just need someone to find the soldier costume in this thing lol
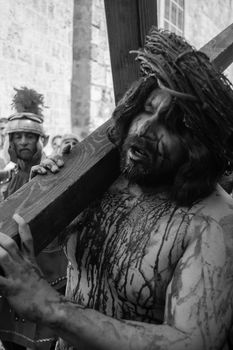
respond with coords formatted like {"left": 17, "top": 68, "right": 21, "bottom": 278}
{"left": 0, "top": 88, "right": 67, "bottom": 350}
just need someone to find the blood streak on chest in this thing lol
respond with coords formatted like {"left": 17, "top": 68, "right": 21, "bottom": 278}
{"left": 68, "top": 190, "right": 189, "bottom": 322}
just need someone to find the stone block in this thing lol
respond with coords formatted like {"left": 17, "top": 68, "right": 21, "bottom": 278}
{"left": 91, "top": 85, "right": 102, "bottom": 102}
{"left": 17, "top": 48, "right": 32, "bottom": 64}
{"left": 2, "top": 44, "right": 15, "bottom": 60}
{"left": 91, "top": 61, "right": 106, "bottom": 86}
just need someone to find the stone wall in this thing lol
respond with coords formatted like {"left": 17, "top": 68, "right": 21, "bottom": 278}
{"left": 0, "top": 0, "right": 232, "bottom": 145}
{"left": 0, "top": 0, "right": 73, "bottom": 145}
{"left": 0, "top": 0, "right": 113, "bottom": 144}
{"left": 71, "top": 0, "right": 114, "bottom": 138}
{"left": 185, "top": 0, "right": 233, "bottom": 80}
{"left": 71, "top": 0, "right": 92, "bottom": 139}
{"left": 185, "top": 0, "right": 233, "bottom": 48}
{"left": 89, "top": 0, "right": 114, "bottom": 133}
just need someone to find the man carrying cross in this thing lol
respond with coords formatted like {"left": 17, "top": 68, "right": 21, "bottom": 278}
{"left": 0, "top": 28, "right": 232, "bottom": 350}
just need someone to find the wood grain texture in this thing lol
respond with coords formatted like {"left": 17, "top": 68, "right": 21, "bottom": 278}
{"left": 137, "top": 0, "right": 158, "bottom": 46}
{"left": 1, "top": 15, "right": 233, "bottom": 255}
{"left": 104, "top": 0, "right": 157, "bottom": 102}
{"left": 0, "top": 119, "right": 119, "bottom": 254}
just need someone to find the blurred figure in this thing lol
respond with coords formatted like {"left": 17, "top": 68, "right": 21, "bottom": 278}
{"left": 0, "top": 118, "right": 8, "bottom": 169}
{"left": 59, "top": 133, "right": 79, "bottom": 154}
{"left": 51, "top": 134, "right": 62, "bottom": 154}
{"left": 0, "top": 118, "right": 8, "bottom": 149}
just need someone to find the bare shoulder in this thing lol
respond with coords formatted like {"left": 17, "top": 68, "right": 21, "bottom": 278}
{"left": 184, "top": 185, "right": 233, "bottom": 288}
{"left": 186, "top": 185, "right": 233, "bottom": 246}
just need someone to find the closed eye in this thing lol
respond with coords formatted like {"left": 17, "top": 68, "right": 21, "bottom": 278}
{"left": 144, "top": 103, "right": 154, "bottom": 113}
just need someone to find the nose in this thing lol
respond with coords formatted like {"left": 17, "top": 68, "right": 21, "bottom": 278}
{"left": 20, "top": 135, "right": 28, "bottom": 145}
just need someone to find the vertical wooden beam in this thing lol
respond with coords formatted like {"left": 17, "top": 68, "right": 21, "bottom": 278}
{"left": 104, "top": 0, "right": 157, "bottom": 102}
{"left": 137, "top": 0, "right": 158, "bottom": 46}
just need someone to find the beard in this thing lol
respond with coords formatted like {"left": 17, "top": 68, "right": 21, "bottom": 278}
{"left": 120, "top": 135, "right": 180, "bottom": 187}
{"left": 17, "top": 149, "right": 34, "bottom": 161}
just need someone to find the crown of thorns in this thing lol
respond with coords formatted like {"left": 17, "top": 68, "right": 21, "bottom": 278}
{"left": 126, "top": 27, "right": 233, "bottom": 165}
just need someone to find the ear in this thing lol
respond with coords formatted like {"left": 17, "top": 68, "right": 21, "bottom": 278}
{"left": 8, "top": 141, "right": 18, "bottom": 164}
{"left": 42, "top": 135, "right": 49, "bottom": 147}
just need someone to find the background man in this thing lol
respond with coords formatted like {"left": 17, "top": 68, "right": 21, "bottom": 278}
{"left": 0, "top": 87, "right": 48, "bottom": 200}
{"left": 59, "top": 133, "right": 79, "bottom": 155}
{"left": 0, "top": 28, "right": 232, "bottom": 350}
{"left": 51, "top": 134, "right": 62, "bottom": 155}
{"left": 0, "top": 87, "right": 67, "bottom": 350}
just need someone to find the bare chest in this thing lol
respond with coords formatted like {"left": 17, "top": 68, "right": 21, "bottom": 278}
{"left": 66, "top": 189, "right": 190, "bottom": 322}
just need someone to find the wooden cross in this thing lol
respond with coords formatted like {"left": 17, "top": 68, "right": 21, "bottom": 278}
{"left": 1, "top": 0, "right": 233, "bottom": 254}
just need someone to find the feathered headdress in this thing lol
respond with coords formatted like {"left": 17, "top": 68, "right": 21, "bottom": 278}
{"left": 6, "top": 87, "right": 46, "bottom": 136}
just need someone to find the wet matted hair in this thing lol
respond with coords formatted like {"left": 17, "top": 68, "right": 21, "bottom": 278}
{"left": 108, "top": 27, "right": 233, "bottom": 206}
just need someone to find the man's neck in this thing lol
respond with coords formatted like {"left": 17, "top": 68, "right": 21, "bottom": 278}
{"left": 114, "top": 175, "right": 171, "bottom": 198}
{"left": 17, "top": 159, "right": 32, "bottom": 172}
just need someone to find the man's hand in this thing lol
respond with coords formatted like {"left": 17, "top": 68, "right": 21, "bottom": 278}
{"left": 0, "top": 214, "right": 62, "bottom": 323}
{"left": 30, "top": 143, "right": 74, "bottom": 179}
{"left": 30, "top": 154, "right": 64, "bottom": 178}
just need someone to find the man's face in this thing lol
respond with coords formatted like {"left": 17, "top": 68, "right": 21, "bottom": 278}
{"left": 52, "top": 136, "right": 62, "bottom": 152}
{"left": 120, "top": 88, "right": 187, "bottom": 186}
{"left": 12, "top": 132, "right": 38, "bottom": 161}
{"left": 60, "top": 138, "right": 78, "bottom": 153}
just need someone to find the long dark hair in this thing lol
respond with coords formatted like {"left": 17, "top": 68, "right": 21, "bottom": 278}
{"left": 109, "top": 37, "right": 233, "bottom": 206}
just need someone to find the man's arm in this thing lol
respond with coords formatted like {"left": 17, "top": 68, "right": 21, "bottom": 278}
{"left": 163, "top": 218, "right": 233, "bottom": 349}
{"left": 0, "top": 216, "right": 232, "bottom": 350}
